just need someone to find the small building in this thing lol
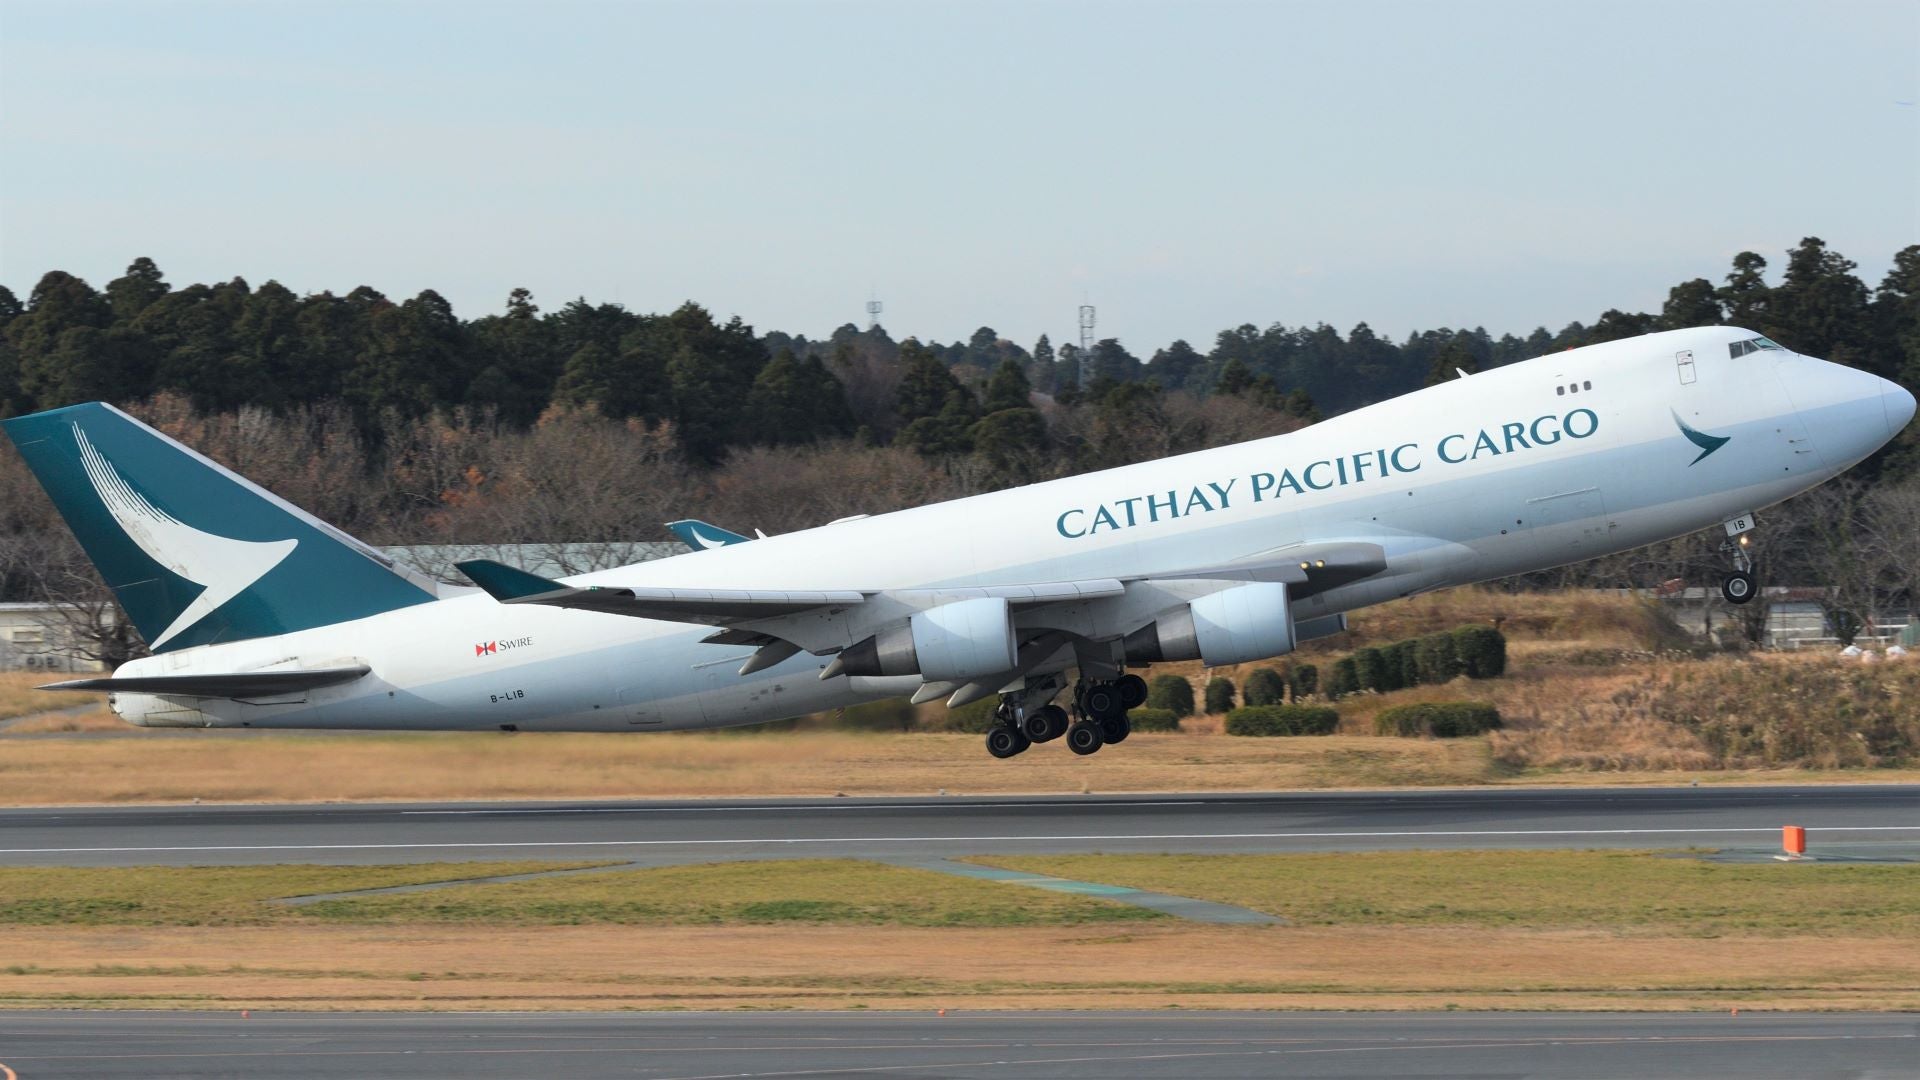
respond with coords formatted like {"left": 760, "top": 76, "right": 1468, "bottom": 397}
{"left": 0, "top": 602, "right": 109, "bottom": 673}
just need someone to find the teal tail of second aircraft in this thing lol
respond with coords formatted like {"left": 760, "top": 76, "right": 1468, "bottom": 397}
{"left": 2, "top": 402, "right": 438, "bottom": 653}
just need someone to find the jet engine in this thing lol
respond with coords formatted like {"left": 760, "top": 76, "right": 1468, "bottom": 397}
{"left": 825, "top": 597, "right": 1018, "bottom": 682}
{"left": 1121, "top": 582, "right": 1296, "bottom": 667}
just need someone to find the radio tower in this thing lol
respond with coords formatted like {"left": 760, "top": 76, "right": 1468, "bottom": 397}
{"left": 1078, "top": 304, "right": 1096, "bottom": 382}
{"left": 866, "top": 298, "right": 883, "bottom": 331}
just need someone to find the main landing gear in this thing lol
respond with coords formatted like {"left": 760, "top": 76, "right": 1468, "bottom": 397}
{"left": 1719, "top": 512, "right": 1759, "bottom": 605}
{"left": 981, "top": 673, "right": 1150, "bottom": 759}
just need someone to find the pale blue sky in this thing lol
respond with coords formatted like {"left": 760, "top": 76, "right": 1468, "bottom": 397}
{"left": 3, "top": 1, "right": 1915, "bottom": 353}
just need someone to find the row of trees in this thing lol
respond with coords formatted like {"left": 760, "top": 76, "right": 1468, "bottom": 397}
{"left": 2, "top": 239, "right": 1916, "bottom": 662}
{"left": 5, "top": 239, "right": 1916, "bottom": 472}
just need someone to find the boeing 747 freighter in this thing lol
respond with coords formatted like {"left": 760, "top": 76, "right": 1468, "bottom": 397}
{"left": 4, "top": 326, "right": 1912, "bottom": 758}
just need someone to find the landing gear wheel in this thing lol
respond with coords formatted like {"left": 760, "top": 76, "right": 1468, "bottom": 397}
{"left": 985, "top": 726, "right": 1030, "bottom": 759}
{"left": 1080, "top": 682, "right": 1124, "bottom": 722}
{"left": 1022, "top": 704, "right": 1069, "bottom": 743}
{"left": 1099, "top": 714, "right": 1131, "bottom": 744}
{"left": 1065, "top": 721, "right": 1105, "bottom": 756}
{"left": 1117, "top": 673, "right": 1148, "bottom": 709}
{"left": 1721, "top": 570, "right": 1757, "bottom": 605}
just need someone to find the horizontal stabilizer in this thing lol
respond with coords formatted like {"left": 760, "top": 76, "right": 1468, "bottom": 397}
{"left": 457, "top": 559, "right": 867, "bottom": 626}
{"left": 41, "top": 665, "right": 372, "bottom": 698}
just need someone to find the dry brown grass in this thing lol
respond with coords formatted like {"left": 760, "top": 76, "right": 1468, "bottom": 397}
{"left": 3, "top": 589, "right": 1913, "bottom": 800}
{"left": 3, "top": 923, "right": 1913, "bottom": 1011}
{"left": 0, "top": 671, "right": 102, "bottom": 721}
{"left": 0, "top": 730, "right": 1503, "bottom": 804}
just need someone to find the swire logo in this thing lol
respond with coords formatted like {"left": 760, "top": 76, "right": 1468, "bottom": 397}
{"left": 474, "top": 636, "right": 532, "bottom": 657}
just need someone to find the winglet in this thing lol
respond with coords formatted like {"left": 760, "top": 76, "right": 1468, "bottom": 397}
{"left": 666, "top": 519, "right": 754, "bottom": 550}
{"left": 457, "top": 559, "right": 572, "bottom": 601}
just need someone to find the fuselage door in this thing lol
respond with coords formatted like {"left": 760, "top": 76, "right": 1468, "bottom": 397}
{"left": 1676, "top": 350, "right": 1697, "bottom": 385}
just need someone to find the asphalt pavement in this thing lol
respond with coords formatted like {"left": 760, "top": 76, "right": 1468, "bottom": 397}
{"left": 0, "top": 1010, "right": 1913, "bottom": 1079}
{"left": 0, "top": 784, "right": 1914, "bottom": 866}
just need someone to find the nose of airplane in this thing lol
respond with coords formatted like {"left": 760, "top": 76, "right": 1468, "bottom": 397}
{"left": 1886, "top": 379, "right": 1917, "bottom": 438}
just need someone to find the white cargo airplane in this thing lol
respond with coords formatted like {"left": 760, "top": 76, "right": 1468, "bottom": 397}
{"left": 5, "top": 326, "right": 1912, "bottom": 757}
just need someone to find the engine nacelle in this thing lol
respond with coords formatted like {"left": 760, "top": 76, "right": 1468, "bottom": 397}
{"left": 830, "top": 597, "right": 1018, "bottom": 683}
{"left": 1122, "top": 582, "right": 1296, "bottom": 667}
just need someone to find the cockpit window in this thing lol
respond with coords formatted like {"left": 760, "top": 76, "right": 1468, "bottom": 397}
{"left": 1729, "top": 337, "right": 1785, "bottom": 358}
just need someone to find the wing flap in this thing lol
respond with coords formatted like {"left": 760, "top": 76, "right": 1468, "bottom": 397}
{"left": 41, "top": 665, "right": 372, "bottom": 698}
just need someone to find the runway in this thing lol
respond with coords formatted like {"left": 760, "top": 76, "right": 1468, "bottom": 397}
{"left": 0, "top": 1010, "right": 1912, "bottom": 1079}
{"left": 0, "top": 785, "right": 1914, "bottom": 866}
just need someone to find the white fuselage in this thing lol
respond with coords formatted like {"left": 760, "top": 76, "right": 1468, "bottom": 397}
{"left": 111, "top": 327, "right": 1908, "bottom": 731}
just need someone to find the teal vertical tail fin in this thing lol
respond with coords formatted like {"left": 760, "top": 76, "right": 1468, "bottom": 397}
{"left": 2, "top": 402, "right": 438, "bottom": 652}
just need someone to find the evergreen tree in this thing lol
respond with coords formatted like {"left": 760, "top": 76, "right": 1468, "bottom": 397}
{"left": 468, "top": 288, "right": 562, "bottom": 425}
{"left": 1054, "top": 343, "right": 1083, "bottom": 404}
{"left": 1148, "top": 339, "right": 1206, "bottom": 390}
{"left": 1087, "top": 338, "right": 1140, "bottom": 384}
{"left": 8, "top": 271, "right": 114, "bottom": 408}
{"left": 1659, "top": 278, "right": 1723, "bottom": 330}
{"left": 1719, "top": 251, "right": 1771, "bottom": 328}
{"left": 552, "top": 342, "right": 618, "bottom": 411}
{"left": 1769, "top": 236, "right": 1872, "bottom": 364}
{"left": 104, "top": 257, "right": 170, "bottom": 322}
{"left": 667, "top": 342, "right": 738, "bottom": 464}
{"left": 1423, "top": 335, "right": 1478, "bottom": 386}
{"left": 1585, "top": 309, "right": 1656, "bottom": 345}
{"left": 982, "top": 356, "right": 1032, "bottom": 413}
{"left": 1029, "top": 333, "right": 1056, "bottom": 394}
{"left": 1213, "top": 355, "right": 1254, "bottom": 396}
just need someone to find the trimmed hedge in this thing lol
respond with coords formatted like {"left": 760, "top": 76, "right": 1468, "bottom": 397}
{"left": 1225, "top": 704, "right": 1340, "bottom": 736}
{"left": 1453, "top": 625, "right": 1508, "bottom": 678}
{"left": 1146, "top": 674, "right": 1196, "bottom": 717}
{"left": 1243, "top": 667, "right": 1288, "bottom": 706}
{"left": 1326, "top": 656, "right": 1359, "bottom": 699}
{"left": 1415, "top": 632, "right": 1462, "bottom": 685}
{"left": 1288, "top": 663, "right": 1318, "bottom": 700}
{"left": 1373, "top": 701, "right": 1502, "bottom": 738}
{"left": 1127, "top": 707, "right": 1181, "bottom": 732}
{"left": 1384, "top": 639, "right": 1420, "bottom": 690}
{"left": 1204, "top": 676, "right": 1237, "bottom": 714}
{"left": 1333, "top": 626, "right": 1508, "bottom": 698}
{"left": 1353, "top": 647, "right": 1388, "bottom": 693}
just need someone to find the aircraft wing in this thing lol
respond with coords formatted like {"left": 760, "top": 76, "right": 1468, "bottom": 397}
{"left": 458, "top": 559, "right": 1127, "bottom": 626}
{"left": 40, "top": 665, "right": 372, "bottom": 698}
{"left": 666, "top": 519, "right": 756, "bottom": 550}
{"left": 458, "top": 559, "right": 866, "bottom": 626}
{"left": 460, "top": 539, "right": 1390, "bottom": 632}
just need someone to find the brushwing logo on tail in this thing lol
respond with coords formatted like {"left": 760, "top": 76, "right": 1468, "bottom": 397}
{"left": 1671, "top": 410, "right": 1730, "bottom": 466}
{"left": 684, "top": 525, "right": 732, "bottom": 550}
{"left": 74, "top": 425, "right": 297, "bottom": 648}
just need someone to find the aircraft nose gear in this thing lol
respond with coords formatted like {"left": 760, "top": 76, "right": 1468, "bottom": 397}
{"left": 1719, "top": 513, "right": 1759, "bottom": 605}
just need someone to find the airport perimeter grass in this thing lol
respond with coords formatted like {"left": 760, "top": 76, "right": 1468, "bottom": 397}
{"left": 969, "top": 851, "right": 1920, "bottom": 937}
{"left": 0, "top": 860, "right": 1159, "bottom": 929}
{"left": 2, "top": 852, "right": 1917, "bottom": 1011}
